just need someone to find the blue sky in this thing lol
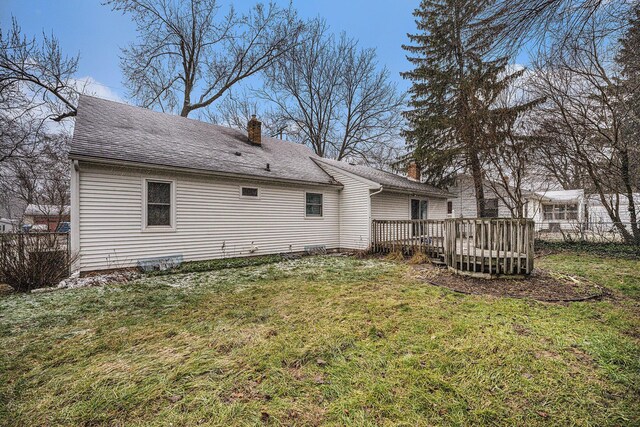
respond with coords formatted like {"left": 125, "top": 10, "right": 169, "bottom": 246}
{"left": 1, "top": 0, "right": 530, "bottom": 104}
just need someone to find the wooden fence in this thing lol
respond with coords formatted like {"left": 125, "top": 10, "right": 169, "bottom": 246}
{"left": 371, "top": 219, "right": 444, "bottom": 257}
{"left": 371, "top": 218, "right": 535, "bottom": 277}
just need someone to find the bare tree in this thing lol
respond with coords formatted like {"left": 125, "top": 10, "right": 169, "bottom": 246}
{"left": 1, "top": 132, "right": 70, "bottom": 227}
{"left": 485, "top": 0, "right": 634, "bottom": 51}
{"left": 260, "top": 20, "right": 405, "bottom": 162}
{"left": 210, "top": 90, "right": 289, "bottom": 138}
{"left": 108, "top": 0, "right": 303, "bottom": 117}
{"left": 529, "top": 19, "right": 640, "bottom": 243}
{"left": 0, "top": 17, "right": 80, "bottom": 122}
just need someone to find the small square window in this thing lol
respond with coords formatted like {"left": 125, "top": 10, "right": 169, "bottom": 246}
{"left": 241, "top": 187, "right": 259, "bottom": 197}
{"left": 306, "top": 193, "right": 323, "bottom": 217}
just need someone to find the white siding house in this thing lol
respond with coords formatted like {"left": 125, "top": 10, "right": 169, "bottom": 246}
{"left": 75, "top": 163, "right": 342, "bottom": 271}
{"left": 446, "top": 175, "right": 540, "bottom": 219}
{"left": 371, "top": 191, "right": 447, "bottom": 221}
{"left": 0, "top": 218, "right": 16, "bottom": 233}
{"left": 70, "top": 96, "right": 450, "bottom": 273}
{"left": 314, "top": 163, "right": 376, "bottom": 251}
{"left": 531, "top": 189, "right": 586, "bottom": 231}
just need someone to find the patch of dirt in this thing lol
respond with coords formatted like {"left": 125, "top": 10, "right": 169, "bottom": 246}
{"left": 412, "top": 264, "right": 609, "bottom": 302}
{"left": 0, "top": 283, "right": 14, "bottom": 296}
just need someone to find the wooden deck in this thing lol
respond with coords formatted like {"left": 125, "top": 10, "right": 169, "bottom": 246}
{"left": 371, "top": 218, "right": 534, "bottom": 278}
{"left": 371, "top": 220, "right": 444, "bottom": 257}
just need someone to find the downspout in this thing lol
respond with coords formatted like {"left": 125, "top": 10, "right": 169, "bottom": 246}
{"left": 370, "top": 186, "right": 384, "bottom": 198}
{"left": 70, "top": 159, "right": 80, "bottom": 275}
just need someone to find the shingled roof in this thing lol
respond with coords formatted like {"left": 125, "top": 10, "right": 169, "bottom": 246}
{"left": 70, "top": 96, "right": 340, "bottom": 187}
{"left": 70, "top": 96, "right": 449, "bottom": 196}
{"left": 314, "top": 158, "right": 450, "bottom": 198}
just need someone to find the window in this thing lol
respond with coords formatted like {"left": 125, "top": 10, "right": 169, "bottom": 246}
{"left": 146, "top": 180, "right": 173, "bottom": 228}
{"left": 241, "top": 187, "right": 259, "bottom": 197}
{"left": 542, "top": 203, "right": 578, "bottom": 221}
{"left": 411, "top": 199, "right": 428, "bottom": 220}
{"left": 483, "top": 198, "right": 499, "bottom": 218}
{"left": 306, "top": 192, "right": 323, "bottom": 217}
{"left": 447, "top": 201, "right": 453, "bottom": 215}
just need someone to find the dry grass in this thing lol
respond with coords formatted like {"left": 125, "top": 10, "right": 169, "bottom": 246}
{"left": 0, "top": 255, "right": 638, "bottom": 426}
{"left": 408, "top": 251, "right": 430, "bottom": 265}
{"left": 384, "top": 250, "right": 405, "bottom": 262}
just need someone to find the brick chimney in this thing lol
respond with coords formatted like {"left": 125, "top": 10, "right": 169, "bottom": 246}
{"left": 248, "top": 115, "right": 262, "bottom": 145}
{"left": 407, "top": 161, "right": 421, "bottom": 182}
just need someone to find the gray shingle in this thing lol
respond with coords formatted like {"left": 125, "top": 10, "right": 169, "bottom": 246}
{"left": 314, "top": 158, "right": 450, "bottom": 197}
{"left": 69, "top": 96, "right": 340, "bottom": 186}
{"left": 70, "top": 96, "right": 450, "bottom": 197}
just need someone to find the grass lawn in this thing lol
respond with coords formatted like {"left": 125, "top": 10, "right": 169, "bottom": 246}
{"left": 1, "top": 254, "right": 638, "bottom": 426}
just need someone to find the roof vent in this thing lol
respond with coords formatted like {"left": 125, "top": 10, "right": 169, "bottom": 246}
{"left": 234, "top": 151, "right": 242, "bottom": 156}
{"left": 265, "top": 163, "right": 271, "bottom": 172}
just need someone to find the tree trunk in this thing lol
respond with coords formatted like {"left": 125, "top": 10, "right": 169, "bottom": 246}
{"left": 620, "top": 149, "right": 640, "bottom": 245}
{"left": 470, "top": 150, "right": 486, "bottom": 217}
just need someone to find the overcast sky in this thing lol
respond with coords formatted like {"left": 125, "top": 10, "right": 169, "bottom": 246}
{"left": 1, "top": 0, "right": 530, "bottom": 106}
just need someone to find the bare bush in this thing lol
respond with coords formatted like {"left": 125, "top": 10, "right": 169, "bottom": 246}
{"left": 0, "top": 233, "right": 74, "bottom": 292}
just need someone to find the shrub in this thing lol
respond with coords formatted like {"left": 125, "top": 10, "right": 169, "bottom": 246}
{"left": 535, "top": 240, "right": 640, "bottom": 259}
{"left": 0, "top": 233, "right": 74, "bottom": 292}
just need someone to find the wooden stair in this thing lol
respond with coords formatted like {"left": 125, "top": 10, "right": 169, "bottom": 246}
{"left": 429, "top": 254, "right": 447, "bottom": 267}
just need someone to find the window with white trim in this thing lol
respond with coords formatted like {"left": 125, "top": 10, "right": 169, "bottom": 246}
{"left": 241, "top": 187, "right": 259, "bottom": 197}
{"left": 305, "top": 192, "right": 323, "bottom": 217}
{"left": 146, "top": 180, "right": 172, "bottom": 227}
{"left": 543, "top": 203, "right": 578, "bottom": 220}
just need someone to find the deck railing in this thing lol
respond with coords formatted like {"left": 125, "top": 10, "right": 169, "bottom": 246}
{"left": 371, "top": 219, "right": 444, "bottom": 256}
{"left": 443, "top": 218, "right": 534, "bottom": 277}
{"left": 370, "top": 218, "right": 535, "bottom": 277}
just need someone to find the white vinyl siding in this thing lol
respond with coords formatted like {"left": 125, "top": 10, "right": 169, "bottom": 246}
{"left": 77, "top": 163, "right": 340, "bottom": 272}
{"left": 448, "top": 177, "right": 519, "bottom": 219}
{"left": 371, "top": 192, "right": 448, "bottom": 221}
{"left": 319, "top": 164, "right": 374, "bottom": 251}
{"left": 371, "top": 192, "right": 410, "bottom": 220}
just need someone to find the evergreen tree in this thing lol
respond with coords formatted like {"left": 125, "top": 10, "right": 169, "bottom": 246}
{"left": 401, "top": 0, "right": 536, "bottom": 217}
{"left": 617, "top": 3, "right": 640, "bottom": 154}
{"left": 615, "top": 4, "right": 640, "bottom": 241}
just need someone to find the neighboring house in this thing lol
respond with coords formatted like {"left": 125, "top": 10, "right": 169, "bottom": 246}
{"left": 446, "top": 175, "right": 543, "bottom": 220}
{"left": 69, "top": 96, "right": 450, "bottom": 273}
{"left": 23, "top": 204, "right": 71, "bottom": 232}
{"left": 584, "top": 193, "right": 640, "bottom": 232}
{"left": 531, "top": 189, "right": 586, "bottom": 232}
{"left": 0, "top": 218, "right": 17, "bottom": 233}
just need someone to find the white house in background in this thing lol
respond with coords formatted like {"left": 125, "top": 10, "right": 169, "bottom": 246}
{"left": 445, "top": 176, "right": 592, "bottom": 232}
{"left": 0, "top": 218, "right": 17, "bottom": 233}
{"left": 584, "top": 193, "right": 640, "bottom": 231}
{"left": 531, "top": 189, "right": 586, "bottom": 232}
{"left": 446, "top": 174, "right": 544, "bottom": 220}
{"left": 69, "top": 96, "right": 451, "bottom": 273}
